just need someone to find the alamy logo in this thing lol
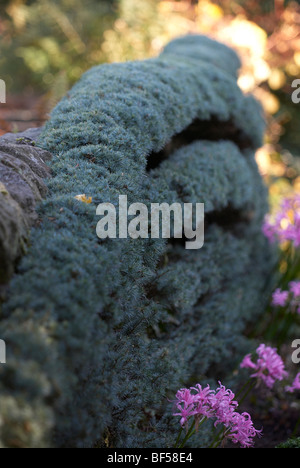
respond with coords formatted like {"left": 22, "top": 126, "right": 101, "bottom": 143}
{"left": 292, "top": 79, "right": 300, "bottom": 104}
{"left": 0, "top": 79, "right": 6, "bottom": 104}
{"left": 292, "top": 339, "right": 300, "bottom": 364}
{"left": 0, "top": 340, "right": 6, "bottom": 364}
{"left": 96, "top": 196, "right": 204, "bottom": 250}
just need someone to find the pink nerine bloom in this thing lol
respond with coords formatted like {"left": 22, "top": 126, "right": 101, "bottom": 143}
{"left": 173, "top": 385, "right": 213, "bottom": 428}
{"left": 190, "top": 384, "right": 215, "bottom": 417}
{"left": 286, "top": 373, "right": 300, "bottom": 393}
{"left": 272, "top": 288, "right": 289, "bottom": 307}
{"left": 240, "top": 354, "right": 257, "bottom": 370}
{"left": 240, "top": 344, "right": 288, "bottom": 389}
{"left": 173, "top": 388, "right": 198, "bottom": 428}
{"left": 262, "top": 194, "right": 300, "bottom": 247}
{"left": 173, "top": 382, "right": 262, "bottom": 447}
{"left": 209, "top": 383, "right": 238, "bottom": 427}
{"left": 228, "top": 412, "right": 263, "bottom": 448}
{"left": 289, "top": 281, "right": 300, "bottom": 298}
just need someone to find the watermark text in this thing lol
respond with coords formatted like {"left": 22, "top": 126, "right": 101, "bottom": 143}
{"left": 96, "top": 196, "right": 204, "bottom": 250}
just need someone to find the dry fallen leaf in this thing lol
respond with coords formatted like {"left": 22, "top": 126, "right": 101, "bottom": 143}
{"left": 74, "top": 194, "right": 93, "bottom": 204}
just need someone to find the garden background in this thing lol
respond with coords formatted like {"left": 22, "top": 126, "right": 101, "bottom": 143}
{"left": 1, "top": 0, "right": 300, "bottom": 208}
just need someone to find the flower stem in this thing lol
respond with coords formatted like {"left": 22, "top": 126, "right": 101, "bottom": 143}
{"left": 174, "top": 428, "right": 183, "bottom": 448}
{"left": 177, "top": 419, "right": 195, "bottom": 448}
{"left": 177, "top": 417, "right": 207, "bottom": 448}
{"left": 238, "top": 380, "right": 256, "bottom": 406}
{"left": 209, "top": 427, "right": 224, "bottom": 448}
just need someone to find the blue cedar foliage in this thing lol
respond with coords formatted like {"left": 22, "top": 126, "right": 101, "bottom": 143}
{"left": 0, "top": 35, "right": 273, "bottom": 447}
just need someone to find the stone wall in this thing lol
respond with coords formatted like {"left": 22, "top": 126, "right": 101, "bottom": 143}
{"left": 0, "top": 128, "right": 52, "bottom": 290}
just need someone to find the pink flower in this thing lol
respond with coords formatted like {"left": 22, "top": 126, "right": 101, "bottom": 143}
{"left": 209, "top": 383, "right": 238, "bottom": 427}
{"left": 272, "top": 288, "right": 289, "bottom": 307}
{"left": 240, "top": 354, "right": 257, "bottom": 370}
{"left": 286, "top": 373, "right": 300, "bottom": 393}
{"left": 289, "top": 281, "right": 300, "bottom": 298}
{"left": 173, "top": 382, "right": 261, "bottom": 447}
{"left": 228, "top": 412, "right": 263, "bottom": 448}
{"left": 191, "top": 384, "right": 215, "bottom": 419}
{"left": 240, "top": 344, "right": 288, "bottom": 389}
{"left": 173, "top": 388, "right": 197, "bottom": 428}
{"left": 173, "top": 385, "right": 213, "bottom": 428}
{"left": 263, "top": 194, "right": 300, "bottom": 248}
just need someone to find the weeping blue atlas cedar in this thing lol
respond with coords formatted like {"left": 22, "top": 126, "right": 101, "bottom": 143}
{"left": 0, "top": 35, "right": 274, "bottom": 448}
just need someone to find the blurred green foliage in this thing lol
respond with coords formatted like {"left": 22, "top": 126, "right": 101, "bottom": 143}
{"left": 277, "top": 437, "right": 300, "bottom": 448}
{"left": 1, "top": 0, "right": 300, "bottom": 162}
{"left": 0, "top": 0, "right": 117, "bottom": 94}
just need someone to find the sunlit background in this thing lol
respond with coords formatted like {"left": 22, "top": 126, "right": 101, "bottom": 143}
{"left": 0, "top": 0, "right": 300, "bottom": 208}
